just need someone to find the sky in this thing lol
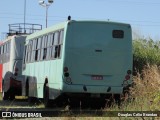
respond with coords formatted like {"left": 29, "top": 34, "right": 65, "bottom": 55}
{"left": 0, "top": 0, "right": 160, "bottom": 40}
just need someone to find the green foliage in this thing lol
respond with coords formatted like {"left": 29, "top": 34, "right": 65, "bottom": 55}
{"left": 150, "top": 92, "right": 160, "bottom": 111}
{"left": 133, "top": 38, "right": 160, "bottom": 73}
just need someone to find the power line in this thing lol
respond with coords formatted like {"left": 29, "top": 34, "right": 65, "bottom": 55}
{"left": 1, "top": 12, "right": 160, "bottom": 27}
{"left": 0, "top": 16, "right": 160, "bottom": 24}
{"left": 0, "top": 12, "right": 66, "bottom": 18}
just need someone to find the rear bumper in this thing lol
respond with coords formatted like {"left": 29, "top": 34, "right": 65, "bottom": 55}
{"left": 62, "top": 83, "right": 123, "bottom": 94}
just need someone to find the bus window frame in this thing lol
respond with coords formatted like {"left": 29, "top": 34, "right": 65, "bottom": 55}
{"left": 24, "top": 28, "right": 64, "bottom": 63}
{"left": 26, "top": 40, "right": 33, "bottom": 63}
{"left": 50, "top": 29, "right": 64, "bottom": 60}
{"left": 40, "top": 35, "right": 48, "bottom": 61}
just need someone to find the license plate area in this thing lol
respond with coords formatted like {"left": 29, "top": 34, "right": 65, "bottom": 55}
{"left": 91, "top": 75, "right": 103, "bottom": 80}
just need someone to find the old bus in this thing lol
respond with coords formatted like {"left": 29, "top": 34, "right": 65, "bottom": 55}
{"left": 22, "top": 20, "right": 132, "bottom": 107}
{"left": 0, "top": 23, "right": 42, "bottom": 100}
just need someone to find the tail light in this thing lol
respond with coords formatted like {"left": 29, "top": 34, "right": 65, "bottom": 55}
{"left": 63, "top": 67, "right": 72, "bottom": 84}
{"left": 64, "top": 67, "right": 69, "bottom": 77}
{"left": 64, "top": 67, "right": 68, "bottom": 72}
{"left": 64, "top": 72, "right": 69, "bottom": 77}
{"left": 125, "top": 75, "right": 130, "bottom": 80}
{"left": 127, "top": 70, "right": 132, "bottom": 75}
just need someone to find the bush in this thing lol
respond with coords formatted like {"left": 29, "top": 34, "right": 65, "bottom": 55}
{"left": 133, "top": 38, "right": 160, "bottom": 73}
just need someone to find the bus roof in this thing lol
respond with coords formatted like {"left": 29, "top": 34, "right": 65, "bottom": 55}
{"left": 70, "top": 20, "right": 130, "bottom": 26}
{"left": 26, "top": 21, "right": 68, "bottom": 41}
{"left": 26, "top": 20, "right": 131, "bottom": 42}
{"left": 0, "top": 34, "right": 27, "bottom": 45}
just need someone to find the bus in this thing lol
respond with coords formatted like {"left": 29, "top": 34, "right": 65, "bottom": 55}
{"left": 0, "top": 23, "right": 42, "bottom": 100}
{"left": 22, "top": 20, "right": 132, "bottom": 107}
{"left": 0, "top": 35, "right": 26, "bottom": 100}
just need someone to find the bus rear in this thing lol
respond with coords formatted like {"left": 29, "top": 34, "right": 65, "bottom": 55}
{"left": 63, "top": 21, "right": 132, "bottom": 96}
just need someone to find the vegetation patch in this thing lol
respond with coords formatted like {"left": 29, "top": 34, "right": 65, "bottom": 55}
{"left": 133, "top": 38, "right": 160, "bottom": 73}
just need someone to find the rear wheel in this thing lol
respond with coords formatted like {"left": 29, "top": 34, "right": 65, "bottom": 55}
{"left": 9, "top": 92, "right": 15, "bottom": 100}
{"left": 2, "top": 91, "right": 9, "bottom": 100}
{"left": 2, "top": 80, "right": 9, "bottom": 100}
{"left": 43, "top": 83, "right": 51, "bottom": 108}
{"left": 28, "top": 97, "right": 37, "bottom": 103}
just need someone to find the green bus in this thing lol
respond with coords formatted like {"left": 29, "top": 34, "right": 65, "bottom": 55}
{"left": 22, "top": 20, "right": 132, "bottom": 107}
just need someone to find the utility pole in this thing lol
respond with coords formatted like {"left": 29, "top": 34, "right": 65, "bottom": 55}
{"left": 24, "top": 0, "right": 26, "bottom": 33}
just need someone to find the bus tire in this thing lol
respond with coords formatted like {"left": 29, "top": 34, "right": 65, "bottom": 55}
{"left": 2, "top": 91, "right": 9, "bottom": 100}
{"left": 26, "top": 79, "right": 29, "bottom": 96}
{"left": 9, "top": 93, "right": 15, "bottom": 100}
{"left": 43, "top": 83, "right": 50, "bottom": 108}
{"left": 28, "top": 97, "right": 37, "bottom": 103}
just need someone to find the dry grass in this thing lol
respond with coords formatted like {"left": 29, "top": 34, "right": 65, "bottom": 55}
{"left": 130, "top": 65, "right": 160, "bottom": 111}
{"left": 110, "top": 65, "right": 160, "bottom": 112}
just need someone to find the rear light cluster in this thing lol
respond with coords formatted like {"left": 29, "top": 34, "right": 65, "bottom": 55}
{"left": 125, "top": 70, "right": 132, "bottom": 80}
{"left": 14, "top": 67, "right": 19, "bottom": 76}
{"left": 63, "top": 67, "right": 72, "bottom": 84}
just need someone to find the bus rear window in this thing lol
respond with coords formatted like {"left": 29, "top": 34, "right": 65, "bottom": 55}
{"left": 112, "top": 30, "right": 124, "bottom": 38}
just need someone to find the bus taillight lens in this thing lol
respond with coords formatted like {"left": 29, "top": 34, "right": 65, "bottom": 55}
{"left": 64, "top": 67, "right": 70, "bottom": 77}
{"left": 64, "top": 73, "right": 69, "bottom": 77}
{"left": 125, "top": 75, "right": 130, "bottom": 80}
{"left": 64, "top": 67, "right": 68, "bottom": 72}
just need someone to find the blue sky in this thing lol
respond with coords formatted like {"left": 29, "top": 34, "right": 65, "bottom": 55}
{"left": 0, "top": 0, "right": 160, "bottom": 40}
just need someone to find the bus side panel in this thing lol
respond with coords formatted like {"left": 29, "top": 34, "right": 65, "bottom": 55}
{"left": 0, "top": 64, "right": 3, "bottom": 92}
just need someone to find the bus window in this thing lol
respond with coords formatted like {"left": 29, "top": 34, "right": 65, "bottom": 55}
{"left": 23, "top": 46, "right": 27, "bottom": 64}
{"left": 54, "top": 32, "right": 59, "bottom": 45}
{"left": 33, "top": 39, "right": 37, "bottom": 61}
{"left": 43, "top": 48, "right": 47, "bottom": 60}
{"left": 54, "top": 46, "right": 58, "bottom": 58}
{"left": 50, "top": 30, "right": 64, "bottom": 59}
{"left": 51, "top": 46, "right": 55, "bottom": 58}
{"left": 27, "top": 40, "right": 33, "bottom": 63}
{"left": 25, "top": 45, "right": 30, "bottom": 63}
{"left": 31, "top": 39, "right": 36, "bottom": 62}
{"left": 59, "top": 30, "right": 64, "bottom": 44}
{"left": 51, "top": 31, "right": 59, "bottom": 59}
{"left": 51, "top": 33, "right": 54, "bottom": 45}
{"left": 112, "top": 30, "right": 124, "bottom": 38}
{"left": 46, "top": 34, "right": 52, "bottom": 59}
{"left": 47, "top": 34, "right": 52, "bottom": 47}
{"left": 57, "top": 30, "right": 64, "bottom": 58}
{"left": 41, "top": 35, "right": 48, "bottom": 60}
{"left": 36, "top": 37, "right": 42, "bottom": 61}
